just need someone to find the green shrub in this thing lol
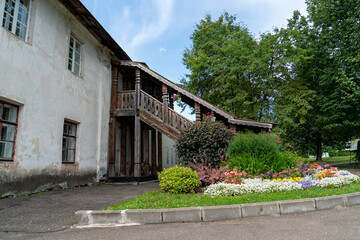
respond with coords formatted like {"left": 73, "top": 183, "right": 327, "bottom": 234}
{"left": 226, "top": 132, "right": 302, "bottom": 174}
{"left": 175, "top": 120, "right": 234, "bottom": 167}
{"left": 158, "top": 165, "right": 201, "bottom": 194}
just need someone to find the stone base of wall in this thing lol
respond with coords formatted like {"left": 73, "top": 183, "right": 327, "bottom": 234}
{"left": 0, "top": 171, "right": 97, "bottom": 197}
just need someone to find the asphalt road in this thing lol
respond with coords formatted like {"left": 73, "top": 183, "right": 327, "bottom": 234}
{"left": 1, "top": 181, "right": 360, "bottom": 240}
{"left": 2, "top": 205, "right": 360, "bottom": 240}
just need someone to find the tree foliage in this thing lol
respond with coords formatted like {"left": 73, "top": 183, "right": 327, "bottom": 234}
{"left": 182, "top": 3, "right": 360, "bottom": 159}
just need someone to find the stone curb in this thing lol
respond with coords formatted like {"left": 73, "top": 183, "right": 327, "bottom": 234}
{"left": 74, "top": 192, "right": 360, "bottom": 226}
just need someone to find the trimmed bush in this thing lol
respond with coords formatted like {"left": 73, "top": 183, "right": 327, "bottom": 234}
{"left": 175, "top": 120, "right": 234, "bottom": 167}
{"left": 226, "top": 132, "right": 302, "bottom": 174}
{"left": 158, "top": 165, "right": 201, "bottom": 194}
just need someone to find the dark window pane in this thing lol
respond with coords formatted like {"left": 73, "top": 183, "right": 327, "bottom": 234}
{"left": 62, "top": 136, "right": 67, "bottom": 150}
{"left": 1, "top": 124, "right": 16, "bottom": 141}
{"left": 68, "top": 137, "right": 75, "bottom": 149}
{"left": 2, "top": 104, "right": 17, "bottom": 122}
{"left": 62, "top": 149, "right": 66, "bottom": 162}
{"left": 68, "top": 124, "right": 76, "bottom": 136}
{"left": 67, "top": 150, "right": 75, "bottom": 162}
{"left": 0, "top": 141, "right": 13, "bottom": 158}
{"left": 63, "top": 124, "right": 68, "bottom": 134}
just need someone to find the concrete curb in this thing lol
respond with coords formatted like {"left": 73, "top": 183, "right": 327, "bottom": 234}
{"left": 74, "top": 192, "right": 360, "bottom": 226}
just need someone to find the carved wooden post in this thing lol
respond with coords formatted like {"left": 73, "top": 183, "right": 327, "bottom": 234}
{"left": 230, "top": 124, "right": 236, "bottom": 134}
{"left": 109, "top": 65, "right": 118, "bottom": 167}
{"left": 134, "top": 68, "right": 142, "bottom": 177}
{"left": 195, "top": 102, "right": 201, "bottom": 122}
{"left": 162, "top": 84, "right": 168, "bottom": 124}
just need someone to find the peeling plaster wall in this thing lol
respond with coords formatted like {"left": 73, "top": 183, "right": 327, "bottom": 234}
{"left": 0, "top": 0, "right": 112, "bottom": 195}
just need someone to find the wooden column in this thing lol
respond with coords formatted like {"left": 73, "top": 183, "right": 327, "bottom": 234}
{"left": 157, "top": 132, "right": 163, "bottom": 172}
{"left": 195, "top": 102, "right": 201, "bottom": 122}
{"left": 120, "top": 123, "right": 127, "bottom": 175}
{"left": 134, "top": 69, "right": 142, "bottom": 177}
{"left": 142, "top": 125, "right": 150, "bottom": 176}
{"left": 230, "top": 124, "right": 237, "bottom": 134}
{"left": 162, "top": 84, "right": 168, "bottom": 124}
{"left": 151, "top": 130, "right": 157, "bottom": 175}
{"left": 109, "top": 65, "right": 118, "bottom": 165}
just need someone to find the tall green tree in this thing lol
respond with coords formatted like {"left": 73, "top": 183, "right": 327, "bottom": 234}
{"left": 182, "top": 13, "right": 289, "bottom": 121}
{"left": 279, "top": 1, "right": 360, "bottom": 159}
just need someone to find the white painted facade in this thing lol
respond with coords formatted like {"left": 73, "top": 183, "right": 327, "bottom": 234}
{"left": 0, "top": 0, "right": 113, "bottom": 195}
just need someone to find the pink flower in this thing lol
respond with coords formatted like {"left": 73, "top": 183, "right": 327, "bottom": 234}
{"left": 276, "top": 139, "right": 280, "bottom": 143}
{"left": 268, "top": 130, "right": 272, "bottom": 133}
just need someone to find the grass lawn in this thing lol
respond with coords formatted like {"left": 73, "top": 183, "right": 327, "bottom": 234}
{"left": 104, "top": 179, "right": 360, "bottom": 210}
{"left": 307, "top": 155, "right": 353, "bottom": 163}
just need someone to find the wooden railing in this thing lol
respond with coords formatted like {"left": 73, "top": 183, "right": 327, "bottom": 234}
{"left": 117, "top": 90, "right": 193, "bottom": 133}
{"left": 167, "top": 108, "right": 192, "bottom": 132}
{"left": 140, "top": 90, "right": 164, "bottom": 120}
{"left": 117, "top": 91, "right": 135, "bottom": 109}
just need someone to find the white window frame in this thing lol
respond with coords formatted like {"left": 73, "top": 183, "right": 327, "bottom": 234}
{"left": 2, "top": 0, "right": 32, "bottom": 41}
{"left": 68, "top": 35, "right": 82, "bottom": 76}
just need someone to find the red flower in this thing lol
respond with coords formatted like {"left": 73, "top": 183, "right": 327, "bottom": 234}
{"left": 276, "top": 139, "right": 280, "bottom": 143}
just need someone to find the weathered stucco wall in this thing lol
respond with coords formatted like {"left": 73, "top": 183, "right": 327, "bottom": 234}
{"left": 0, "top": 0, "right": 112, "bottom": 195}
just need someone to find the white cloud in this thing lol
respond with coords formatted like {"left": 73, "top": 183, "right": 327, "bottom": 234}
{"left": 159, "top": 47, "right": 166, "bottom": 53}
{"left": 130, "top": 0, "right": 175, "bottom": 48}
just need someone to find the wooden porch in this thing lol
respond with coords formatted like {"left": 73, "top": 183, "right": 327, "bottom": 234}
{"left": 107, "top": 60, "right": 277, "bottom": 179}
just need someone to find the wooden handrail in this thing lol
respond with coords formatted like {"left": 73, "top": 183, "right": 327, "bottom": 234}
{"left": 117, "top": 91, "right": 135, "bottom": 109}
{"left": 117, "top": 90, "right": 193, "bottom": 133}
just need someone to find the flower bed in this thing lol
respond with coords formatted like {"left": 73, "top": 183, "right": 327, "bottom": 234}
{"left": 204, "top": 165, "right": 359, "bottom": 197}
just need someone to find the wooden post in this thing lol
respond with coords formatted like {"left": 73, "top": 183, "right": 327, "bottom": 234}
{"left": 143, "top": 125, "right": 150, "bottom": 176}
{"left": 120, "top": 123, "right": 127, "bottom": 176}
{"left": 230, "top": 124, "right": 236, "bottom": 134}
{"left": 134, "top": 69, "right": 142, "bottom": 177}
{"left": 151, "top": 130, "right": 157, "bottom": 175}
{"left": 157, "top": 132, "right": 163, "bottom": 172}
{"left": 195, "top": 102, "right": 201, "bottom": 122}
{"left": 108, "top": 65, "right": 118, "bottom": 165}
{"left": 162, "top": 84, "right": 168, "bottom": 124}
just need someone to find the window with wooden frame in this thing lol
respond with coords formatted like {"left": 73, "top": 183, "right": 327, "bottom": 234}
{"left": 62, "top": 121, "right": 77, "bottom": 163}
{"left": 68, "top": 35, "right": 82, "bottom": 76}
{"left": 2, "top": 0, "right": 32, "bottom": 41}
{"left": 0, "top": 101, "right": 19, "bottom": 161}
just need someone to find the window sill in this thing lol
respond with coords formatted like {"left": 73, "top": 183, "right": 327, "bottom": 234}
{"left": 62, "top": 161, "right": 75, "bottom": 164}
{"left": 0, "top": 158, "right": 14, "bottom": 162}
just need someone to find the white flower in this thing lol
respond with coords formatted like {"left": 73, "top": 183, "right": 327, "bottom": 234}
{"left": 204, "top": 171, "right": 358, "bottom": 197}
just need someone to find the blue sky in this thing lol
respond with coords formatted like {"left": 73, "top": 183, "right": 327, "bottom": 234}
{"left": 80, "top": 0, "right": 307, "bottom": 120}
{"left": 80, "top": 0, "right": 307, "bottom": 84}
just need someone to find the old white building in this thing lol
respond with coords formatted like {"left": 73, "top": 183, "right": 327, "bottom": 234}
{"left": 0, "top": 0, "right": 276, "bottom": 196}
{"left": 0, "top": 0, "right": 133, "bottom": 195}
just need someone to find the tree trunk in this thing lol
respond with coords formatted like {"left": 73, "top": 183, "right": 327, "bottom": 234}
{"left": 316, "top": 133, "right": 322, "bottom": 161}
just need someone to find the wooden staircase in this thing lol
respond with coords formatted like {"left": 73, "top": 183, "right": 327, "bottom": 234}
{"left": 115, "top": 90, "right": 193, "bottom": 141}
